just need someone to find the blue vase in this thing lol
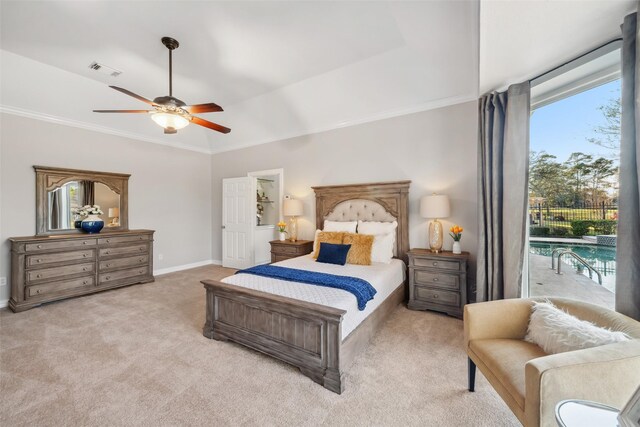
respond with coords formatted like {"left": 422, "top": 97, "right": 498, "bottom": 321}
{"left": 74, "top": 220, "right": 83, "bottom": 229}
{"left": 81, "top": 215, "right": 104, "bottom": 234}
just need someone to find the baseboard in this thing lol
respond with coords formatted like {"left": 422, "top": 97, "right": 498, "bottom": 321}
{"left": 0, "top": 299, "right": 8, "bottom": 309}
{"left": 154, "top": 259, "right": 221, "bottom": 276}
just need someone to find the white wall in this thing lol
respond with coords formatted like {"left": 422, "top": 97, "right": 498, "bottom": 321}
{"left": 0, "top": 113, "right": 213, "bottom": 303}
{"left": 211, "top": 101, "right": 478, "bottom": 281}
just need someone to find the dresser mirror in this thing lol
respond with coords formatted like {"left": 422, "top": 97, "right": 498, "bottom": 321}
{"left": 35, "top": 166, "right": 130, "bottom": 235}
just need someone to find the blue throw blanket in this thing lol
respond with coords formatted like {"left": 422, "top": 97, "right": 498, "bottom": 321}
{"left": 235, "top": 265, "right": 377, "bottom": 310}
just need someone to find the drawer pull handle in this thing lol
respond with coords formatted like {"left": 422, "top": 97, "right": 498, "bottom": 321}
{"left": 37, "top": 245, "right": 42, "bottom": 249}
{"left": 106, "top": 264, "right": 111, "bottom": 268}
{"left": 139, "top": 247, "right": 144, "bottom": 251}
{"left": 36, "top": 289, "right": 41, "bottom": 294}
{"left": 83, "top": 241, "right": 87, "bottom": 245}
{"left": 83, "top": 254, "right": 87, "bottom": 258}
{"left": 105, "top": 276, "right": 111, "bottom": 280}
{"left": 433, "top": 294, "right": 439, "bottom": 299}
{"left": 105, "top": 251, "right": 110, "bottom": 255}
{"left": 82, "top": 267, "right": 87, "bottom": 271}
{"left": 139, "top": 259, "right": 144, "bottom": 263}
{"left": 432, "top": 262, "right": 438, "bottom": 266}
{"left": 106, "top": 239, "right": 110, "bottom": 243}
{"left": 83, "top": 280, "right": 88, "bottom": 285}
{"left": 36, "top": 274, "right": 41, "bottom": 278}
{"left": 139, "top": 270, "right": 144, "bottom": 274}
{"left": 36, "top": 259, "right": 41, "bottom": 263}
{"left": 433, "top": 278, "right": 438, "bottom": 282}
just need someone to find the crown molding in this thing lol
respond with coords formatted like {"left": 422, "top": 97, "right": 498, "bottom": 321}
{"left": 211, "top": 93, "right": 477, "bottom": 155}
{"left": 0, "top": 105, "right": 213, "bottom": 155}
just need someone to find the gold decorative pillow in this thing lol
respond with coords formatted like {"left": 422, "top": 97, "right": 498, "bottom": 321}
{"left": 343, "top": 233, "right": 374, "bottom": 265}
{"left": 313, "top": 231, "right": 346, "bottom": 258}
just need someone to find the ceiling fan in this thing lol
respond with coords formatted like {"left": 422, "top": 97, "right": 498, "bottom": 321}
{"left": 94, "top": 37, "right": 230, "bottom": 135}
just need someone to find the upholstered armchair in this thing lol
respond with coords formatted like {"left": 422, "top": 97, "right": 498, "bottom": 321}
{"left": 464, "top": 297, "right": 640, "bottom": 427}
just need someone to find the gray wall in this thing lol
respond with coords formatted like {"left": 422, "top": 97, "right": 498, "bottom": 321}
{"left": 211, "top": 101, "right": 478, "bottom": 278}
{"left": 0, "top": 113, "right": 212, "bottom": 302}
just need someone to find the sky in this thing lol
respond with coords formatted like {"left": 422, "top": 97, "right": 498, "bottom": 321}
{"left": 530, "top": 79, "right": 620, "bottom": 164}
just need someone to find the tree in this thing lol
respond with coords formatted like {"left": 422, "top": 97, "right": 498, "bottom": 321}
{"left": 587, "top": 95, "right": 621, "bottom": 154}
{"left": 529, "top": 151, "right": 569, "bottom": 204}
{"left": 587, "top": 157, "right": 617, "bottom": 204}
{"left": 565, "top": 152, "right": 593, "bottom": 205}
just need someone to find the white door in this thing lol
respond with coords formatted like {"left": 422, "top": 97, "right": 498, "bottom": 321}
{"left": 222, "top": 177, "right": 252, "bottom": 269}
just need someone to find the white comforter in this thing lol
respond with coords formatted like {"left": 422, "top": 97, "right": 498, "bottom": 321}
{"left": 222, "top": 255, "right": 406, "bottom": 339}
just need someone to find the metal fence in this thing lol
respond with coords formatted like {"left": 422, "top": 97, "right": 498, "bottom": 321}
{"left": 528, "top": 201, "right": 618, "bottom": 230}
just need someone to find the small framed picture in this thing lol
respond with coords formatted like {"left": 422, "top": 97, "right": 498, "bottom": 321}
{"left": 619, "top": 385, "right": 640, "bottom": 427}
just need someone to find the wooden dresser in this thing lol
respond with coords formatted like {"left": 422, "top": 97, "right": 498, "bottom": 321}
{"left": 269, "top": 239, "right": 314, "bottom": 263}
{"left": 9, "top": 229, "right": 154, "bottom": 312}
{"left": 407, "top": 249, "right": 469, "bottom": 318}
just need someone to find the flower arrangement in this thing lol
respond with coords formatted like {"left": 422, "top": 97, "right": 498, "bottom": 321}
{"left": 73, "top": 205, "right": 104, "bottom": 218}
{"left": 449, "top": 225, "right": 463, "bottom": 241}
{"left": 277, "top": 221, "right": 288, "bottom": 234}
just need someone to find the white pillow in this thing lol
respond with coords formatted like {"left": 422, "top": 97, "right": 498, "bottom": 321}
{"left": 524, "top": 301, "right": 629, "bottom": 354}
{"left": 370, "top": 232, "right": 394, "bottom": 264}
{"left": 324, "top": 220, "right": 357, "bottom": 233}
{"left": 358, "top": 220, "right": 397, "bottom": 247}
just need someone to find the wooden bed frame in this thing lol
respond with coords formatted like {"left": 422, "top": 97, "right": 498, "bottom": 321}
{"left": 201, "top": 180, "right": 410, "bottom": 394}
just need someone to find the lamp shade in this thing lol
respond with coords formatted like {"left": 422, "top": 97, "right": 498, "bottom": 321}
{"left": 420, "top": 194, "right": 450, "bottom": 219}
{"left": 108, "top": 207, "right": 120, "bottom": 218}
{"left": 283, "top": 199, "right": 304, "bottom": 216}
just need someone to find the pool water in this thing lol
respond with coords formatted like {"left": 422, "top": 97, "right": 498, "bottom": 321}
{"left": 529, "top": 242, "right": 616, "bottom": 293}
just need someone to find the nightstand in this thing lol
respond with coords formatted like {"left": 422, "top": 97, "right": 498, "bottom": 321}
{"left": 269, "top": 240, "right": 314, "bottom": 263}
{"left": 407, "top": 249, "right": 469, "bottom": 318}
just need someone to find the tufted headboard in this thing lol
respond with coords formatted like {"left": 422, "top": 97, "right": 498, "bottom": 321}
{"left": 312, "top": 181, "right": 411, "bottom": 262}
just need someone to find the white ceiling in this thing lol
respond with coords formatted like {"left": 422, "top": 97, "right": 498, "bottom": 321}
{"left": 0, "top": 0, "right": 635, "bottom": 154}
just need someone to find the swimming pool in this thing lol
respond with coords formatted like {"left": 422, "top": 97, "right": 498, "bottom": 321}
{"left": 529, "top": 242, "right": 616, "bottom": 292}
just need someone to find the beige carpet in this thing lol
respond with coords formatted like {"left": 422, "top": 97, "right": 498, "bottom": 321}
{"left": 0, "top": 265, "right": 519, "bottom": 426}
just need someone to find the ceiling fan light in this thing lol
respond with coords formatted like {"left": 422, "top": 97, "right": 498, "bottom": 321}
{"left": 151, "top": 111, "right": 190, "bottom": 130}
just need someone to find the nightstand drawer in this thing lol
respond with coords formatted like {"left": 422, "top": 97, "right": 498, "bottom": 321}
{"left": 275, "top": 245, "right": 301, "bottom": 255}
{"left": 414, "top": 286, "right": 460, "bottom": 307}
{"left": 412, "top": 270, "right": 459, "bottom": 291}
{"left": 412, "top": 257, "right": 461, "bottom": 271}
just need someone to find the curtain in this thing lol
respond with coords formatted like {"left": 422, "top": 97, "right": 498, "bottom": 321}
{"left": 476, "top": 82, "right": 531, "bottom": 302}
{"left": 82, "top": 180, "right": 95, "bottom": 206}
{"left": 617, "top": 11, "right": 640, "bottom": 320}
{"left": 50, "top": 190, "right": 61, "bottom": 229}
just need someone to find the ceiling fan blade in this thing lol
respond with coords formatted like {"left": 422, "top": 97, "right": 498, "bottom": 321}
{"left": 184, "top": 103, "right": 224, "bottom": 114}
{"left": 191, "top": 116, "right": 231, "bottom": 134}
{"left": 109, "top": 86, "right": 156, "bottom": 106}
{"left": 93, "top": 110, "right": 152, "bottom": 113}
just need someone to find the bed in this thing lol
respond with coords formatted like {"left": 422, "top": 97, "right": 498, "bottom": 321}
{"left": 201, "top": 180, "right": 410, "bottom": 394}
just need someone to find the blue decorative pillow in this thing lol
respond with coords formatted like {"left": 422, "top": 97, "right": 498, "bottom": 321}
{"left": 316, "top": 243, "right": 351, "bottom": 266}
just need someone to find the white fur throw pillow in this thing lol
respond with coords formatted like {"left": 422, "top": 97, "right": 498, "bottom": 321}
{"left": 525, "top": 301, "right": 629, "bottom": 354}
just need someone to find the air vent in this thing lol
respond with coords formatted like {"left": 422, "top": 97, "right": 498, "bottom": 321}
{"left": 88, "top": 61, "right": 122, "bottom": 77}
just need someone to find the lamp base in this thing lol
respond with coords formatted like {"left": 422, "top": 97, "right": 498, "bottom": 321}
{"left": 428, "top": 219, "right": 444, "bottom": 253}
{"left": 288, "top": 217, "right": 298, "bottom": 242}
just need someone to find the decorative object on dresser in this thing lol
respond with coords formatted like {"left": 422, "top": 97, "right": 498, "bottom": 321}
{"left": 269, "top": 239, "right": 313, "bottom": 263}
{"left": 35, "top": 165, "right": 129, "bottom": 235}
{"left": 420, "top": 193, "right": 450, "bottom": 253}
{"left": 202, "top": 180, "right": 410, "bottom": 394}
{"left": 449, "top": 225, "right": 464, "bottom": 254}
{"left": 407, "top": 249, "right": 468, "bottom": 318}
{"left": 9, "top": 230, "right": 155, "bottom": 312}
{"left": 276, "top": 221, "right": 288, "bottom": 241}
{"left": 283, "top": 198, "right": 303, "bottom": 242}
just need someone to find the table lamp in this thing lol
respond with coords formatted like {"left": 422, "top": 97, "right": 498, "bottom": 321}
{"left": 108, "top": 207, "right": 120, "bottom": 226}
{"left": 420, "top": 194, "right": 450, "bottom": 253}
{"left": 283, "top": 199, "right": 303, "bottom": 242}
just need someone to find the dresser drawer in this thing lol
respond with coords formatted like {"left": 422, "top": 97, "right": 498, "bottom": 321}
{"left": 414, "top": 286, "right": 460, "bottom": 307}
{"left": 412, "top": 257, "right": 461, "bottom": 271}
{"left": 26, "top": 249, "right": 95, "bottom": 267}
{"left": 27, "top": 276, "right": 95, "bottom": 299}
{"left": 273, "top": 245, "right": 301, "bottom": 255}
{"left": 27, "top": 262, "right": 95, "bottom": 283}
{"left": 98, "top": 234, "right": 150, "bottom": 245}
{"left": 100, "top": 266, "right": 149, "bottom": 284}
{"left": 25, "top": 238, "right": 97, "bottom": 252}
{"left": 100, "top": 244, "right": 149, "bottom": 258}
{"left": 100, "top": 255, "right": 149, "bottom": 271}
{"left": 412, "top": 270, "right": 459, "bottom": 291}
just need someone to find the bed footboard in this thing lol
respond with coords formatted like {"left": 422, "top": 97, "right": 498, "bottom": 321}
{"left": 201, "top": 279, "right": 347, "bottom": 394}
